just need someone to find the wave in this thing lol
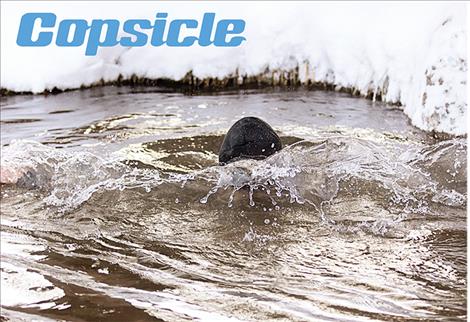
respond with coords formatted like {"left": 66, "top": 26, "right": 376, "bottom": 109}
{"left": 1, "top": 137, "right": 466, "bottom": 225}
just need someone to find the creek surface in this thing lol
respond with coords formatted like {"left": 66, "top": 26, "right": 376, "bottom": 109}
{"left": 0, "top": 87, "right": 466, "bottom": 321}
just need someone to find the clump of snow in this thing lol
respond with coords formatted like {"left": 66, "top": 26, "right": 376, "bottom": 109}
{"left": 1, "top": 2, "right": 466, "bottom": 134}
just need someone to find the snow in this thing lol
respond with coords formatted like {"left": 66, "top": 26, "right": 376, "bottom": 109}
{"left": 1, "top": 2, "right": 467, "bottom": 134}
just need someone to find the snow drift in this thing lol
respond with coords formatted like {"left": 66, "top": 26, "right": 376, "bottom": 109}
{"left": 1, "top": 2, "right": 467, "bottom": 135}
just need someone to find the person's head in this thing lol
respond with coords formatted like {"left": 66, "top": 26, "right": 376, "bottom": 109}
{"left": 218, "top": 117, "right": 282, "bottom": 165}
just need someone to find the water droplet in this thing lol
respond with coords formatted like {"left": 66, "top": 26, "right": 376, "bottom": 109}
{"left": 249, "top": 187, "right": 255, "bottom": 206}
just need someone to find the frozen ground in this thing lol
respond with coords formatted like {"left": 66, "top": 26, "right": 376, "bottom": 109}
{"left": 1, "top": 2, "right": 467, "bottom": 134}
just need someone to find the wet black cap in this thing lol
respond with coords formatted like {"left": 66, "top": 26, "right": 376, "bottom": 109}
{"left": 218, "top": 117, "right": 282, "bottom": 165}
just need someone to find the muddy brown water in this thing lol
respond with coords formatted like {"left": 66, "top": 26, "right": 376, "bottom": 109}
{"left": 0, "top": 87, "right": 466, "bottom": 321}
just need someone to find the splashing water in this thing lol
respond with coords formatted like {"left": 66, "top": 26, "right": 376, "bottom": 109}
{"left": 1, "top": 87, "right": 466, "bottom": 321}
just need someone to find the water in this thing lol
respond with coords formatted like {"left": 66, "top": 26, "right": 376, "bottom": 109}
{"left": 0, "top": 87, "right": 466, "bottom": 321}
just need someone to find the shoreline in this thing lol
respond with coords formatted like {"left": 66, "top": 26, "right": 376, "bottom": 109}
{"left": 1, "top": 72, "right": 462, "bottom": 141}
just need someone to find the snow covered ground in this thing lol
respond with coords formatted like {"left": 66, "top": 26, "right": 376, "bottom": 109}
{"left": 1, "top": 2, "right": 467, "bottom": 135}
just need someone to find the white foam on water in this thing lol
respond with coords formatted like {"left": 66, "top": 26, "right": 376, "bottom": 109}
{"left": 1, "top": 136, "right": 466, "bottom": 220}
{"left": 1, "top": 232, "right": 65, "bottom": 307}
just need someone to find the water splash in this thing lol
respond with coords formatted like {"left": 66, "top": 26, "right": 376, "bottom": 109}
{"left": 1, "top": 137, "right": 466, "bottom": 230}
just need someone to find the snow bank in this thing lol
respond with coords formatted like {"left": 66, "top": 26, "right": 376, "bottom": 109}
{"left": 1, "top": 2, "right": 467, "bottom": 134}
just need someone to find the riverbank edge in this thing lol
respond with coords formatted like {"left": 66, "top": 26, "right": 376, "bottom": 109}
{"left": 0, "top": 70, "right": 464, "bottom": 140}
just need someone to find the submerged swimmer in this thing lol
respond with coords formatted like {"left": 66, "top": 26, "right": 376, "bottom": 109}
{"left": 216, "top": 117, "right": 284, "bottom": 205}
{"left": 219, "top": 117, "right": 282, "bottom": 165}
{"left": 0, "top": 117, "right": 282, "bottom": 185}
